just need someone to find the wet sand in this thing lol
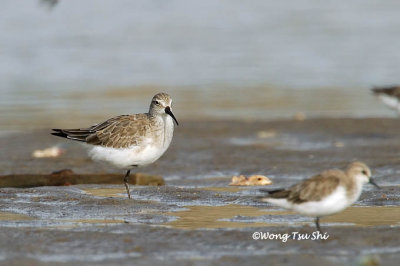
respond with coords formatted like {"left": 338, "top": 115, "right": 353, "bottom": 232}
{"left": 0, "top": 118, "right": 399, "bottom": 265}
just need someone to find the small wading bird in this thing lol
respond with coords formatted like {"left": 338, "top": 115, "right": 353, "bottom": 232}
{"left": 372, "top": 86, "right": 400, "bottom": 113}
{"left": 259, "top": 161, "right": 380, "bottom": 232}
{"left": 52, "top": 92, "right": 178, "bottom": 199}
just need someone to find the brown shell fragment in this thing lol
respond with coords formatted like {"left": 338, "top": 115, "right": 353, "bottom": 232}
{"left": 229, "top": 175, "right": 272, "bottom": 186}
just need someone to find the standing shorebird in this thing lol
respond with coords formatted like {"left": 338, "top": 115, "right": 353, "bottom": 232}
{"left": 372, "top": 86, "right": 400, "bottom": 112}
{"left": 51, "top": 92, "right": 179, "bottom": 199}
{"left": 260, "top": 161, "right": 380, "bottom": 231}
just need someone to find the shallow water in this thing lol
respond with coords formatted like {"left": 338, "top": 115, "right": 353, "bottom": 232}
{"left": 166, "top": 205, "right": 400, "bottom": 229}
{"left": 1, "top": 186, "right": 399, "bottom": 229}
{"left": 324, "top": 206, "right": 400, "bottom": 227}
{"left": 2, "top": 1, "right": 400, "bottom": 130}
{"left": 84, "top": 187, "right": 127, "bottom": 198}
{"left": 0, "top": 211, "right": 32, "bottom": 221}
{"left": 165, "top": 205, "right": 287, "bottom": 229}
{"left": 27, "top": 186, "right": 399, "bottom": 230}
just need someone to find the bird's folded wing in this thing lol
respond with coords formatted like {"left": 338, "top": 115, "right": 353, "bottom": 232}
{"left": 53, "top": 114, "right": 152, "bottom": 148}
{"left": 286, "top": 170, "right": 342, "bottom": 203}
{"left": 85, "top": 114, "right": 151, "bottom": 148}
{"left": 372, "top": 86, "right": 400, "bottom": 97}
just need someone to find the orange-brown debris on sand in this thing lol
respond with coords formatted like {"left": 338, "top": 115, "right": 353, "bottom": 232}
{"left": 229, "top": 175, "right": 272, "bottom": 186}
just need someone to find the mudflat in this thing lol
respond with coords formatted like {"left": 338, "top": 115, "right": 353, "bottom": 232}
{"left": 0, "top": 118, "right": 399, "bottom": 265}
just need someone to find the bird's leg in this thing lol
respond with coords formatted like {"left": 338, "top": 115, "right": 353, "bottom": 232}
{"left": 315, "top": 217, "right": 322, "bottom": 232}
{"left": 124, "top": 170, "right": 131, "bottom": 199}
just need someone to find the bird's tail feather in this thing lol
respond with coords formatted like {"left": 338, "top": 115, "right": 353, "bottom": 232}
{"left": 51, "top": 128, "right": 90, "bottom": 142}
{"left": 258, "top": 188, "right": 290, "bottom": 199}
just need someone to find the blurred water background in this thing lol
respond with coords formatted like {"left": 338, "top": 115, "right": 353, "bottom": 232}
{"left": 1, "top": 0, "right": 400, "bottom": 131}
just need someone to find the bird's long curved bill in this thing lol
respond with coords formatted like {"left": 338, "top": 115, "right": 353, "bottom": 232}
{"left": 165, "top": 107, "right": 179, "bottom": 126}
{"left": 369, "top": 178, "right": 380, "bottom": 189}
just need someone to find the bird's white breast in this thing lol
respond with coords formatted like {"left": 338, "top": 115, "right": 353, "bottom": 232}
{"left": 161, "top": 114, "right": 174, "bottom": 152}
{"left": 378, "top": 95, "right": 400, "bottom": 111}
{"left": 291, "top": 186, "right": 350, "bottom": 217}
{"left": 87, "top": 114, "right": 174, "bottom": 169}
{"left": 264, "top": 186, "right": 352, "bottom": 217}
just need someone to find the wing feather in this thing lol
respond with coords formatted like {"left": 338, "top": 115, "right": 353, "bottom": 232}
{"left": 265, "top": 169, "right": 343, "bottom": 203}
{"left": 372, "top": 86, "right": 400, "bottom": 97}
{"left": 287, "top": 170, "right": 342, "bottom": 203}
{"left": 87, "top": 114, "right": 151, "bottom": 148}
{"left": 52, "top": 114, "right": 152, "bottom": 148}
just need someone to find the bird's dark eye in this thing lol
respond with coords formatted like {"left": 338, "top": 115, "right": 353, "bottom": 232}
{"left": 153, "top": 100, "right": 160, "bottom": 105}
{"left": 362, "top": 170, "right": 367, "bottom": 175}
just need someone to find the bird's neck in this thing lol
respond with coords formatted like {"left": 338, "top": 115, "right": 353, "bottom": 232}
{"left": 345, "top": 175, "right": 364, "bottom": 203}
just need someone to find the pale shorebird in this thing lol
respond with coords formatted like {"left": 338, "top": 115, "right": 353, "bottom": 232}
{"left": 51, "top": 92, "right": 179, "bottom": 199}
{"left": 260, "top": 161, "right": 380, "bottom": 231}
{"left": 372, "top": 86, "right": 400, "bottom": 112}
